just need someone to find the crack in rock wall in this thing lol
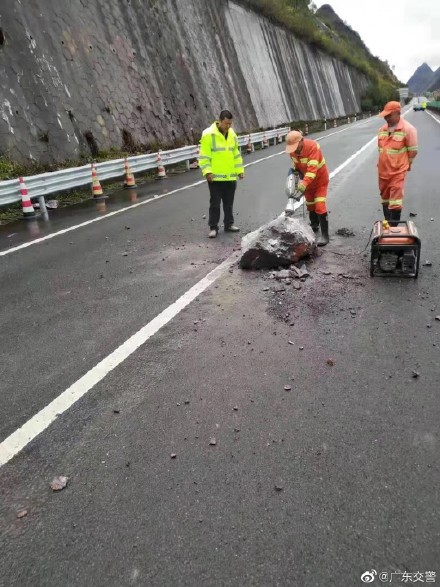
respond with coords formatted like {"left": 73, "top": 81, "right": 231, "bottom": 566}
{"left": 0, "top": 0, "right": 369, "bottom": 165}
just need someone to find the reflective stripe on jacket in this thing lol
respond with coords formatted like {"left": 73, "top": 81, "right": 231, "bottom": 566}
{"left": 199, "top": 122, "right": 244, "bottom": 181}
{"left": 290, "top": 138, "right": 329, "bottom": 191}
{"left": 377, "top": 118, "right": 418, "bottom": 179}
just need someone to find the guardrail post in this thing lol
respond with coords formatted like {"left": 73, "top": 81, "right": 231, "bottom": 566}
{"left": 324, "top": 118, "right": 327, "bottom": 131}
{"left": 38, "top": 196, "right": 49, "bottom": 220}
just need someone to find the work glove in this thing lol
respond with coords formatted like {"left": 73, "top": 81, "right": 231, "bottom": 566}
{"left": 293, "top": 190, "right": 302, "bottom": 202}
{"left": 297, "top": 182, "right": 306, "bottom": 194}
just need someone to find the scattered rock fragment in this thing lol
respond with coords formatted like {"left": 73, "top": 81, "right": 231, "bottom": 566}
{"left": 326, "top": 359, "right": 334, "bottom": 366}
{"left": 275, "top": 269, "right": 291, "bottom": 280}
{"left": 336, "top": 228, "right": 355, "bottom": 237}
{"left": 170, "top": 453, "right": 177, "bottom": 459}
{"left": 284, "top": 385, "right": 292, "bottom": 391}
{"left": 209, "top": 438, "right": 217, "bottom": 446}
{"left": 412, "top": 370, "right": 420, "bottom": 378}
{"left": 50, "top": 476, "right": 69, "bottom": 491}
{"left": 17, "top": 510, "right": 28, "bottom": 519}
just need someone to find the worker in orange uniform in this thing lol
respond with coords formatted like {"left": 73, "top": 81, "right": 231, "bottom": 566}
{"left": 285, "top": 130, "right": 330, "bottom": 246}
{"left": 377, "top": 101, "right": 418, "bottom": 226}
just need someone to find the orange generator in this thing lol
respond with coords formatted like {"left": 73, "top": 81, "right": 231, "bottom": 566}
{"left": 370, "top": 220, "right": 421, "bottom": 278}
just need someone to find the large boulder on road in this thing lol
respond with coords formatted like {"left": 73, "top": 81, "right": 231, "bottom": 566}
{"left": 240, "top": 216, "right": 316, "bottom": 270}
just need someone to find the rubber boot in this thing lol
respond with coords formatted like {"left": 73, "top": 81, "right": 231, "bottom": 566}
{"left": 389, "top": 209, "right": 401, "bottom": 227}
{"left": 309, "top": 211, "right": 319, "bottom": 233}
{"left": 382, "top": 204, "right": 391, "bottom": 221}
{"left": 317, "top": 213, "right": 329, "bottom": 247}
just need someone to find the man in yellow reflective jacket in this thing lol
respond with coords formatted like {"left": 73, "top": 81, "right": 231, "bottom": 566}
{"left": 199, "top": 110, "right": 244, "bottom": 238}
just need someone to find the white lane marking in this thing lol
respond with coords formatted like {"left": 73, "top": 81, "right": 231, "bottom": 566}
{"left": 0, "top": 180, "right": 205, "bottom": 257}
{"left": 0, "top": 119, "right": 378, "bottom": 257}
{"left": 0, "top": 252, "right": 238, "bottom": 467}
{"left": 329, "top": 135, "right": 377, "bottom": 178}
{"left": 425, "top": 109, "right": 440, "bottom": 125}
{"left": 0, "top": 132, "right": 379, "bottom": 467}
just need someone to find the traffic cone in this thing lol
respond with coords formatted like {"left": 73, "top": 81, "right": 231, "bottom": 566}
{"left": 262, "top": 133, "right": 269, "bottom": 149}
{"left": 156, "top": 151, "right": 167, "bottom": 179}
{"left": 189, "top": 144, "right": 199, "bottom": 169}
{"left": 19, "top": 177, "right": 37, "bottom": 220}
{"left": 347, "top": 116, "right": 351, "bottom": 124}
{"left": 123, "top": 158, "right": 137, "bottom": 189}
{"left": 91, "top": 163, "right": 104, "bottom": 198}
{"left": 246, "top": 134, "right": 253, "bottom": 154}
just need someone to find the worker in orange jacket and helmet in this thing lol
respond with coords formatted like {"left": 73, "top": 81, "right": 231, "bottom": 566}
{"left": 285, "top": 130, "right": 330, "bottom": 246}
{"left": 377, "top": 101, "right": 418, "bottom": 226}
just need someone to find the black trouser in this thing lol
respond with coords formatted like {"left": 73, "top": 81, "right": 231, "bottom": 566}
{"left": 208, "top": 181, "right": 236, "bottom": 230}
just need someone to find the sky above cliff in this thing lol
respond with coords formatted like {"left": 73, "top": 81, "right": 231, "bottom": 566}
{"left": 315, "top": 1, "right": 440, "bottom": 83}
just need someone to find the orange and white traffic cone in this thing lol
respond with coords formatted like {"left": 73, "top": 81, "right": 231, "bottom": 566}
{"left": 156, "top": 151, "right": 167, "bottom": 179}
{"left": 246, "top": 134, "right": 253, "bottom": 154}
{"left": 123, "top": 158, "right": 137, "bottom": 189}
{"left": 262, "top": 133, "right": 269, "bottom": 149}
{"left": 189, "top": 144, "right": 200, "bottom": 169}
{"left": 91, "top": 163, "right": 105, "bottom": 198}
{"left": 19, "top": 177, "right": 37, "bottom": 220}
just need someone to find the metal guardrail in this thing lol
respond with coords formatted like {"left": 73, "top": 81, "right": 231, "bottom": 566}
{"left": 0, "top": 127, "right": 290, "bottom": 209}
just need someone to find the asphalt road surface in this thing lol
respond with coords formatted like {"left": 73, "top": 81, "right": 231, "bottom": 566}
{"left": 1, "top": 109, "right": 439, "bottom": 587}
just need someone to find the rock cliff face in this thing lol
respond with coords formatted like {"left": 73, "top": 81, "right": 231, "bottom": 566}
{"left": 0, "top": 0, "right": 369, "bottom": 164}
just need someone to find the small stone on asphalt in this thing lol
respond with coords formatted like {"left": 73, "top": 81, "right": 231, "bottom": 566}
{"left": 50, "top": 476, "right": 69, "bottom": 491}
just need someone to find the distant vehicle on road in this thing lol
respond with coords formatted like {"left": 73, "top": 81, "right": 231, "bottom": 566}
{"left": 413, "top": 97, "right": 427, "bottom": 111}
